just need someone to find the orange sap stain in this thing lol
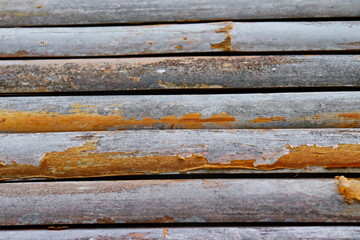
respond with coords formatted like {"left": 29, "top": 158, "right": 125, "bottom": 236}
{"left": 251, "top": 116, "right": 286, "bottom": 123}
{"left": 1, "top": 141, "right": 359, "bottom": 180}
{"left": 0, "top": 108, "right": 236, "bottom": 133}
{"left": 336, "top": 176, "right": 360, "bottom": 203}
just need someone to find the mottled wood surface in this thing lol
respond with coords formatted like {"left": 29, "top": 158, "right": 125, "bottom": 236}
{"left": 0, "top": 92, "right": 359, "bottom": 132}
{"left": 1, "top": 0, "right": 359, "bottom": 234}
{"left": 1, "top": 22, "right": 360, "bottom": 58}
{"left": 1, "top": 179, "right": 359, "bottom": 226}
{"left": 1, "top": 227, "right": 360, "bottom": 240}
{"left": 1, "top": 55, "right": 360, "bottom": 93}
{"left": 1, "top": 129, "right": 359, "bottom": 181}
{"left": 1, "top": 0, "right": 360, "bottom": 27}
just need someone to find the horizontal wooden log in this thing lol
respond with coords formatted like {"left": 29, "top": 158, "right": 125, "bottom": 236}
{"left": 0, "top": 92, "right": 359, "bottom": 133}
{"left": 1, "top": 0, "right": 360, "bottom": 27}
{"left": 1, "top": 129, "right": 360, "bottom": 181}
{"left": 1, "top": 22, "right": 360, "bottom": 57}
{"left": 1, "top": 178, "right": 359, "bottom": 225}
{"left": 1, "top": 227, "right": 360, "bottom": 240}
{"left": 1, "top": 55, "right": 360, "bottom": 93}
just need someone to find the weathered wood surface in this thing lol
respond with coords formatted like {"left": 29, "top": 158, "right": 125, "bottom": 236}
{"left": 1, "top": 129, "right": 359, "bottom": 181}
{"left": 1, "top": 227, "right": 360, "bottom": 240}
{"left": 1, "top": 55, "right": 360, "bottom": 93}
{"left": 1, "top": 179, "right": 359, "bottom": 225}
{"left": 0, "top": 92, "right": 359, "bottom": 132}
{"left": 1, "top": 0, "right": 360, "bottom": 27}
{"left": 1, "top": 22, "right": 360, "bottom": 58}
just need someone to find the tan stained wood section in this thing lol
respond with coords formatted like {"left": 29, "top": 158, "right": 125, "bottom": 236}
{"left": 1, "top": 227, "right": 360, "bottom": 240}
{"left": 1, "top": 178, "right": 360, "bottom": 225}
{"left": 0, "top": 129, "right": 359, "bottom": 181}
{"left": 1, "top": 22, "right": 360, "bottom": 58}
{"left": 1, "top": 0, "right": 360, "bottom": 27}
{"left": 0, "top": 92, "right": 359, "bottom": 133}
{"left": 1, "top": 55, "right": 360, "bottom": 93}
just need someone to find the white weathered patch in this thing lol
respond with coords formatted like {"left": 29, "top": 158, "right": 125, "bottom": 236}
{"left": 156, "top": 69, "right": 166, "bottom": 74}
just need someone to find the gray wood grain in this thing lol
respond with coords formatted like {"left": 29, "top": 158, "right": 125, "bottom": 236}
{"left": 1, "top": 129, "right": 359, "bottom": 181}
{"left": 1, "top": 0, "right": 360, "bottom": 27}
{"left": 1, "top": 179, "right": 359, "bottom": 225}
{"left": 0, "top": 92, "right": 359, "bottom": 132}
{"left": 1, "top": 22, "right": 360, "bottom": 57}
{"left": 1, "top": 55, "right": 359, "bottom": 93}
{"left": 1, "top": 227, "right": 360, "bottom": 240}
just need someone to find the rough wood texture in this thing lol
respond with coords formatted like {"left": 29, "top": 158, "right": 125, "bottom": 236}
{"left": 1, "top": 55, "right": 360, "bottom": 93}
{"left": 1, "top": 22, "right": 360, "bottom": 57}
{"left": 1, "top": 0, "right": 360, "bottom": 27}
{"left": 1, "top": 129, "right": 359, "bottom": 181}
{"left": 1, "top": 227, "right": 360, "bottom": 240}
{"left": 0, "top": 92, "right": 359, "bottom": 132}
{"left": 1, "top": 179, "right": 360, "bottom": 225}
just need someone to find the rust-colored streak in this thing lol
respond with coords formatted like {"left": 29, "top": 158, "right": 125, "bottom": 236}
{"left": 0, "top": 141, "right": 213, "bottom": 180}
{"left": 210, "top": 24, "right": 232, "bottom": 51}
{"left": 0, "top": 109, "right": 236, "bottom": 132}
{"left": 339, "top": 113, "right": 360, "bottom": 120}
{"left": 140, "top": 216, "right": 176, "bottom": 224}
{"left": 251, "top": 116, "right": 286, "bottom": 123}
{"left": 254, "top": 144, "right": 360, "bottom": 170}
{"left": 125, "top": 232, "right": 150, "bottom": 239}
{"left": 210, "top": 35, "right": 231, "bottom": 51}
{"left": 336, "top": 176, "right": 360, "bottom": 203}
{"left": 310, "top": 112, "right": 360, "bottom": 128}
{"left": 198, "top": 144, "right": 360, "bottom": 171}
{"left": 0, "top": 50, "right": 30, "bottom": 58}
{"left": 163, "top": 228, "right": 169, "bottom": 238}
{"left": 342, "top": 41, "right": 360, "bottom": 49}
{"left": 1, "top": 141, "right": 359, "bottom": 180}
{"left": 215, "top": 25, "right": 233, "bottom": 34}
{"left": 96, "top": 217, "right": 115, "bottom": 224}
{"left": 311, "top": 115, "right": 321, "bottom": 119}
{"left": 153, "top": 216, "right": 175, "bottom": 223}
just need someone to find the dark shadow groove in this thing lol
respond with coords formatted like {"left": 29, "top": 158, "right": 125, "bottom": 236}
{"left": 2, "top": 173, "right": 360, "bottom": 184}
{"left": 1, "top": 50, "right": 360, "bottom": 61}
{"left": 1, "top": 87, "right": 360, "bottom": 97}
{"left": 1, "top": 222, "right": 360, "bottom": 231}
{"left": 2, "top": 17, "right": 360, "bottom": 28}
